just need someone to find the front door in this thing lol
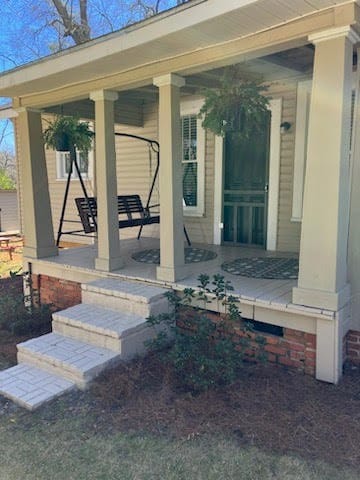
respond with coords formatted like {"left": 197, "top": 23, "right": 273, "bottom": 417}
{"left": 223, "top": 111, "right": 271, "bottom": 247}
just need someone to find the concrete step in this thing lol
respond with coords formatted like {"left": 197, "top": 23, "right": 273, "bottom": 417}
{"left": 0, "top": 364, "right": 75, "bottom": 411}
{"left": 17, "top": 333, "right": 121, "bottom": 389}
{"left": 52, "top": 303, "right": 158, "bottom": 357}
{"left": 82, "top": 278, "right": 169, "bottom": 317}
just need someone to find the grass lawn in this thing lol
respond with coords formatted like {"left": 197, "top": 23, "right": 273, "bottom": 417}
{"left": 0, "top": 393, "right": 358, "bottom": 480}
{"left": 0, "top": 353, "right": 359, "bottom": 480}
{"left": 0, "top": 236, "right": 23, "bottom": 278}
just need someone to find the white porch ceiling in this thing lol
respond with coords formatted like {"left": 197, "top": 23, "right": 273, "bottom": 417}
{"left": 0, "top": 0, "right": 354, "bottom": 99}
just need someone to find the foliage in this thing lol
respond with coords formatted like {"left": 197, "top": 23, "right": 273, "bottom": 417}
{"left": 199, "top": 66, "right": 270, "bottom": 142}
{"left": 147, "top": 274, "right": 266, "bottom": 393}
{"left": 43, "top": 115, "right": 93, "bottom": 153}
{"left": 0, "top": 168, "right": 16, "bottom": 190}
{"left": 0, "top": 273, "right": 52, "bottom": 336}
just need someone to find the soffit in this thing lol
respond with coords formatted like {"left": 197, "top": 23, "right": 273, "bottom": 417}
{"left": 0, "top": 0, "right": 353, "bottom": 98}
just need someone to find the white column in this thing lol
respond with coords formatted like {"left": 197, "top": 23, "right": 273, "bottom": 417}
{"left": 348, "top": 47, "right": 360, "bottom": 333}
{"left": 153, "top": 73, "right": 186, "bottom": 282}
{"left": 293, "top": 27, "right": 359, "bottom": 312}
{"left": 90, "top": 90, "right": 123, "bottom": 272}
{"left": 17, "top": 108, "right": 58, "bottom": 259}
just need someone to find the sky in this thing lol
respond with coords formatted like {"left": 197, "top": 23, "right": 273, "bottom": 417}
{"left": 0, "top": 0, "right": 183, "bottom": 152}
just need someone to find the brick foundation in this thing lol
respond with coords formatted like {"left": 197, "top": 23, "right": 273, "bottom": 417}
{"left": 346, "top": 330, "right": 360, "bottom": 365}
{"left": 237, "top": 324, "right": 316, "bottom": 376}
{"left": 31, "top": 274, "right": 81, "bottom": 311}
{"left": 178, "top": 308, "right": 317, "bottom": 377}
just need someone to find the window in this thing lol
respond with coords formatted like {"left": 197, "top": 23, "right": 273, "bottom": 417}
{"left": 56, "top": 150, "right": 93, "bottom": 180}
{"left": 181, "top": 98, "right": 205, "bottom": 216}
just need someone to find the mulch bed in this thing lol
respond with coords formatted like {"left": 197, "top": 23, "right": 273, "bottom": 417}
{"left": 86, "top": 354, "right": 360, "bottom": 469}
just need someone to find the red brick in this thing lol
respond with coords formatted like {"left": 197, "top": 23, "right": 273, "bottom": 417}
{"left": 266, "top": 353, "right": 277, "bottom": 363}
{"left": 266, "top": 336, "right": 280, "bottom": 345}
{"left": 305, "top": 350, "right": 316, "bottom": 359}
{"left": 281, "top": 340, "right": 305, "bottom": 352}
{"left": 284, "top": 328, "right": 305, "bottom": 339}
{"left": 264, "top": 345, "right": 287, "bottom": 356}
{"left": 279, "top": 357, "right": 302, "bottom": 369}
{"left": 290, "top": 351, "right": 305, "bottom": 361}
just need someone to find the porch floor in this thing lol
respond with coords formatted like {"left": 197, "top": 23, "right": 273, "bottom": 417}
{"left": 26, "top": 237, "right": 334, "bottom": 320}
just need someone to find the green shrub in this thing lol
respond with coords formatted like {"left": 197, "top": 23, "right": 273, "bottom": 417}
{"left": 147, "top": 274, "right": 266, "bottom": 393}
{"left": 0, "top": 273, "right": 52, "bottom": 336}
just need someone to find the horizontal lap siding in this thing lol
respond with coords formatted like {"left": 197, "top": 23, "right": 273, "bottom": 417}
{"left": 269, "top": 82, "right": 301, "bottom": 253}
{"left": 115, "top": 102, "right": 159, "bottom": 240}
{"left": 0, "top": 190, "right": 19, "bottom": 232}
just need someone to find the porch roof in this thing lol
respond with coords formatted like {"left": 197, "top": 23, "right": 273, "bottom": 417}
{"left": 0, "top": 0, "right": 357, "bottom": 101}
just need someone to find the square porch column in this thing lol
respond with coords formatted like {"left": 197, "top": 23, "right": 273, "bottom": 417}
{"left": 17, "top": 107, "right": 58, "bottom": 259}
{"left": 90, "top": 90, "right": 123, "bottom": 272}
{"left": 292, "top": 27, "right": 359, "bottom": 383}
{"left": 153, "top": 73, "right": 186, "bottom": 282}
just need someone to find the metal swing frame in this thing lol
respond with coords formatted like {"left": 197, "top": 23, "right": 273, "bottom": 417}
{"left": 56, "top": 133, "right": 191, "bottom": 246}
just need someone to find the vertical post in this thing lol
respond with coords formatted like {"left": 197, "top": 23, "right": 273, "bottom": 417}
{"left": 292, "top": 27, "right": 359, "bottom": 383}
{"left": 17, "top": 107, "right": 57, "bottom": 259}
{"left": 348, "top": 46, "right": 360, "bottom": 334}
{"left": 153, "top": 73, "right": 186, "bottom": 282}
{"left": 293, "top": 27, "right": 358, "bottom": 311}
{"left": 90, "top": 90, "right": 123, "bottom": 272}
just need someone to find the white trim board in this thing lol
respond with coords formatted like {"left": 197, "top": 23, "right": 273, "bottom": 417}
{"left": 213, "top": 97, "right": 282, "bottom": 250}
{"left": 266, "top": 98, "right": 282, "bottom": 251}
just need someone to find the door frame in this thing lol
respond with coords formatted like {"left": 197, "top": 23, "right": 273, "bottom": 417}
{"left": 213, "top": 98, "right": 282, "bottom": 250}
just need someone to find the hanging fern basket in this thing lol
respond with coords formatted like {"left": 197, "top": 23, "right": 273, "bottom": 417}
{"left": 43, "top": 115, "right": 93, "bottom": 154}
{"left": 199, "top": 69, "right": 270, "bottom": 142}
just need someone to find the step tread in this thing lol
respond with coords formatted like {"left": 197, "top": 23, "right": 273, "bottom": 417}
{"left": 17, "top": 333, "right": 120, "bottom": 375}
{"left": 82, "top": 278, "right": 167, "bottom": 303}
{"left": 53, "top": 304, "right": 148, "bottom": 338}
{"left": 0, "top": 364, "right": 75, "bottom": 410}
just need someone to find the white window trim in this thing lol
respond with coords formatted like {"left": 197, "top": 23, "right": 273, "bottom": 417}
{"left": 213, "top": 98, "right": 282, "bottom": 250}
{"left": 56, "top": 149, "right": 94, "bottom": 181}
{"left": 181, "top": 97, "right": 205, "bottom": 217}
{"left": 292, "top": 80, "right": 312, "bottom": 222}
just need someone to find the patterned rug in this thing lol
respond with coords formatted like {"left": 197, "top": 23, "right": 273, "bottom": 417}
{"left": 132, "top": 247, "right": 217, "bottom": 265}
{"left": 221, "top": 257, "right": 299, "bottom": 280}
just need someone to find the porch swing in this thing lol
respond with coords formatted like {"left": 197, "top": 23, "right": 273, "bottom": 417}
{"left": 56, "top": 132, "right": 191, "bottom": 246}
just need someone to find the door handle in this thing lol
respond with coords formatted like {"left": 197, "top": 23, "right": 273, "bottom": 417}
{"left": 264, "top": 184, "right": 269, "bottom": 193}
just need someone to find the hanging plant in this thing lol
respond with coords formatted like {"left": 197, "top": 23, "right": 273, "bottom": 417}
{"left": 43, "top": 115, "right": 93, "bottom": 153}
{"left": 199, "top": 67, "right": 270, "bottom": 141}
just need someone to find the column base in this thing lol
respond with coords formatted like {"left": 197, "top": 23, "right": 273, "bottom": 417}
{"left": 156, "top": 264, "right": 188, "bottom": 283}
{"left": 23, "top": 245, "right": 58, "bottom": 259}
{"left": 95, "top": 256, "right": 124, "bottom": 272}
{"left": 316, "top": 315, "right": 344, "bottom": 384}
{"left": 292, "top": 283, "right": 350, "bottom": 311}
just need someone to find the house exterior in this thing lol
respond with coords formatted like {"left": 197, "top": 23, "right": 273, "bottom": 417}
{"left": 1, "top": 0, "right": 360, "bottom": 385}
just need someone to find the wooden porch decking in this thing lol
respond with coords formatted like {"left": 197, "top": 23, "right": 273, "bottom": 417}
{"left": 26, "top": 237, "right": 336, "bottom": 325}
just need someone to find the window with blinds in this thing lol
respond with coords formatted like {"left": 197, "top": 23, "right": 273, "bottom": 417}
{"left": 182, "top": 114, "right": 198, "bottom": 207}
